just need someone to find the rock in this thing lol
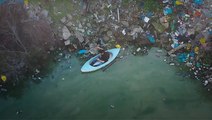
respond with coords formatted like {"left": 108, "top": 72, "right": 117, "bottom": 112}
{"left": 75, "top": 31, "right": 84, "bottom": 43}
{"left": 107, "top": 31, "right": 113, "bottom": 37}
{"left": 61, "top": 17, "right": 67, "bottom": 23}
{"left": 66, "top": 21, "right": 73, "bottom": 27}
{"left": 62, "top": 26, "right": 71, "bottom": 40}
{"left": 86, "top": 23, "right": 91, "bottom": 28}
{"left": 187, "top": 28, "right": 195, "bottom": 36}
{"left": 77, "top": 28, "right": 85, "bottom": 33}
{"left": 50, "top": 46, "right": 55, "bottom": 51}
{"left": 78, "top": 23, "right": 83, "bottom": 28}
{"left": 40, "top": 9, "right": 48, "bottom": 18}
{"left": 64, "top": 40, "right": 71, "bottom": 46}
{"left": 111, "top": 23, "right": 119, "bottom": 30}
{"left": 170, "top": 54, "right": 177, "bottom": 57}
{"left": 67, "top": 14, "right": 73, "bottom": 20}
{"left": 103, "top": 35, "right": 110, "bottom": 41}
{"left": 121, "top": 21, "right": 129, "bottom": 27}
{"left": 47, "top": 17, "right": 53, "bottom": 24}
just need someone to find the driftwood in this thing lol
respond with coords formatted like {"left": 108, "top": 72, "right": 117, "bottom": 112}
{"left": 168, "top": 44, "right": 186, "bottom": 55}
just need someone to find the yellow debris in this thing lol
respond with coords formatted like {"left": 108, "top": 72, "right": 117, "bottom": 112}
{"left": 24, "top": 0, "right": 28, "bottom": 4}
{"left": 115, "top": 44, "right": 121, "bottom": 48}
{"left": 1, "top": 75, "right": 7, "bottom": 82}
{"left": 175, "top": 1, "right": 183, "bottom": 5}
{"left": 186, "top": 43, "right": 192, "bottom": 50}
{"left": 194, "top": 46, "right": 199, "bottom": 54}
{"left": 24, "top": 0, "right": 29, "bottom": 8}
{"left": 199, "top": 38, "right": 206, "bottom": 45}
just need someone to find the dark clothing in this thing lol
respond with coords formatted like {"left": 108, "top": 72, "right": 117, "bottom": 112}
{"left": 90, "top": 51, "right": 110, "bottom": 66}
{"left": 99, "top": 52, "right": 110, "bottom": 62}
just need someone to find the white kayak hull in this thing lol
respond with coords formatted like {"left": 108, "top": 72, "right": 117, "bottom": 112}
{"left": 81, "top": 48, "right": 121, "bottom": 72}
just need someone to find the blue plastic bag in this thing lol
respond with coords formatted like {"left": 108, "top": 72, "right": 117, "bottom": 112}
{"left": 178, "top": 53, "right": 187, "bottom": 62}
{"left": 194, "top": 0, "right": 203, "bottom": 5}
{"left": 146, "top": 33, "right": 155, "bottom": 43}
{"left": 163, "top": 7, "right": 173, "bottom": 15}
{"left": 78, "top": 49, "right": 88, "bottom": 54}
{"left": 189, "top": 52, "right": 195, "bottom": 57}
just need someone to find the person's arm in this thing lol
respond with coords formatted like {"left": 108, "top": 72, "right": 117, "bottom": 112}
{"left": 97, "top": 58, "right": 105, "bottom": 63}
{"left": 95, "top": 46, "right": 104, "bottom": 50}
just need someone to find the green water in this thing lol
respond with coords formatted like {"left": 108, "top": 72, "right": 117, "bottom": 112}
{"left": 0, "top": 48, "right": 212, "bottom": 120}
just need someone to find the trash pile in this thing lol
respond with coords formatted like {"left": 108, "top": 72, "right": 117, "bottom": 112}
{"left": 58, "top": 0, "right": 155, "bottom": 57}
{"left": 54, "top": 0, "right": 212, "bottom": 91}
{"left": 159, "top": 0, "right": 212, "bottom": 91}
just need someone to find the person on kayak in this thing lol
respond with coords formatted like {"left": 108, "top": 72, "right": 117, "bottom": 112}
{"left": 91, "top": 48, "right": 110, "bottom": 66}
{"left": 98, "top": 49, "right": 110, "bottom": 63}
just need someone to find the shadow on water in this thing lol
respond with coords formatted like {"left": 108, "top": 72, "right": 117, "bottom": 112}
{"left": 0, "top": 81, "right": 31, "bottom": 100}
{"left": 133, "top": 106, "right": 156, "bottom": 119}
{"left": 163, "top": 98, "right": 187, "bottom": 110}
{"left": 0, "top": 58, "right": 59, "bottom": 99}
{"left": 196, "top": 88, "right": 212, "bottom": 102}
{"left": 158, "top": 87, "right": 168, "bottom": 95}
{"left": 141, "top": 106, "right": 156, "bottom": 115}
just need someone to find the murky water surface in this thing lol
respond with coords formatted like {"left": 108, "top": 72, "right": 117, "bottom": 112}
{"left": 0, "top": 48, "right": 212, "bottom": 120}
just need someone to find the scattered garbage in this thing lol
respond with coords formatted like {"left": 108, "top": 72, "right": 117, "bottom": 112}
{"left": 169, "top": 62, "right": 175, "bottom": 66}
{"left": 35, "top": 69, "right": 40, "bottom": 74}
{"left": 115, "top": 44, "right": 121, "bottom": 48}
{"left": 122, "top": 29, "right": 126, "bottom": 35}
{"left": 1, "top": 0, "right": 212, "bottom": 96}
{"left": 78, "top": 49, "right": 88, "bottom": 54}
{"left": 194, "top": 0, "right": 203, "bottom": 5}
{"left": 156, "top": 50, "right": 163, "bottom": 53}
{"left": 16, "top": 110, "right": 22, "bottom": 115}
{"left": 1, "top": 75, "right": 7, "bottom": 82}
{"left": 110, "top": 105, "right": 115, "bottom": 109}
{"left": 146, "top": 33, "right": 155, "bottom": 44}
{"left": 178, "top": 53, "right": 188, "bottom": 63}
{"left": 163, "top": 7, "right": 173, "bottom": 15}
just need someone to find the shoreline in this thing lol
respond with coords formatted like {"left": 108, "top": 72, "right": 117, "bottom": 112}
{"left": 0, "top": 0, "right": 211, "bottom": 97}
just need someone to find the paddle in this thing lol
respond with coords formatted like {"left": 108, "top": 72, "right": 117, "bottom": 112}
{"left": 102, "top": 58, "right": 118, "bottom": 72}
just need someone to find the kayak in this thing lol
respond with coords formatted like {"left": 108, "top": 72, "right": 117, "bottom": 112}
{"left": 81, "top": 48, "right": 121, "bottom": 72}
